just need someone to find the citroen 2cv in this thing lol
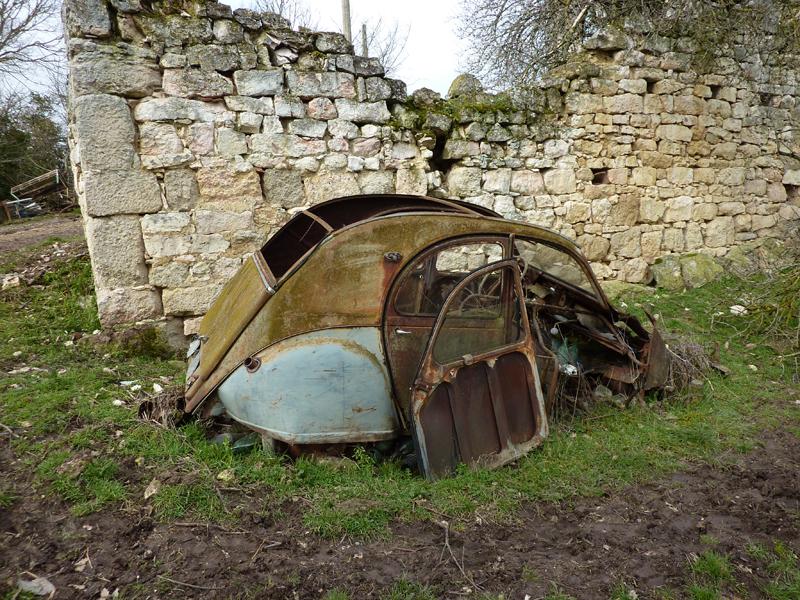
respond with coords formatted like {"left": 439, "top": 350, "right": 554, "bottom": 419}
{"left": 184, "top": 194, "right": 667, "bottom": 479}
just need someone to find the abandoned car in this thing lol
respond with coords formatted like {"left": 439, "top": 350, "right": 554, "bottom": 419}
{"left": 184, "top": 194, "right": 668, "bottom": 479}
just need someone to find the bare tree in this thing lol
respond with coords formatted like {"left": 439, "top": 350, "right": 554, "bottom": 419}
{"left": 251, "top": 0, "right": 318, "bottom": 30}
{"left": 457, "top": 0, "right": 795, "bottom": 90}
{"left": 358, "top": 18, "right": 410, "bottom": 77}
{"left": 0, "top": 0, "right": 62, "bottom": 82}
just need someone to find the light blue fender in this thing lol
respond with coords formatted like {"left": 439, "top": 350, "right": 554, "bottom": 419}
{"left": 217, "top": 327, "right": 399, "bottom": 444}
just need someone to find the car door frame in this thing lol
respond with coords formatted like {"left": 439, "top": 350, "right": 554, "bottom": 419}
{"left": 408, "top": 258, "right": 549, "bottom": 480}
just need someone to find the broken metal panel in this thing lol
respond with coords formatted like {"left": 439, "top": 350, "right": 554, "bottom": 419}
{"left": 217, "top": 328, "right": 398, "bottom": 444}
{"left": 411, "top": 261, "right": 548, "bottom": 480}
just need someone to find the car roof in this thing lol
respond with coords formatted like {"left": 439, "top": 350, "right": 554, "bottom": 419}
{"left": 259, "top": 194, "right": 502, "bottom": 280}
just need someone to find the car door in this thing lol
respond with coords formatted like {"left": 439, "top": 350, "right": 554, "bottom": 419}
{"left": 409, "top": 259, "right": 549, "bottom": 480}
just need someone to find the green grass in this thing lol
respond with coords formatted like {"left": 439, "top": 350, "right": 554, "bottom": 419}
{"left": 1, "top": 250, "right": 799, "bottom": 544}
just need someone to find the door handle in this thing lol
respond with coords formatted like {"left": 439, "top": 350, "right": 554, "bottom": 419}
{"left": 395, "top": 328, "right": 411, "bottom": 335}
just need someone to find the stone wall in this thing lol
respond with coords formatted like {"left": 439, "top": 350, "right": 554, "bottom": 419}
{"left": 64, "top": 0, "right": 800, "bottom": 334}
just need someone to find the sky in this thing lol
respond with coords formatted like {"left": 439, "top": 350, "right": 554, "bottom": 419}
{"left": 228, "top": 0, "right": 467, "bottom": 95}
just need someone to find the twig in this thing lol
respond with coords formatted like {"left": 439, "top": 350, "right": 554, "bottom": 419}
{"left": 157, "top": 575, "right": 222, "bottom": 591}
{"left": 0, "top": 422, "right": 18, "bottom": 437}
{"left": 437, "top": 521, "right": 483, "bottom": 592}
{"left": 171, "top": 522, "right": 249, "bottom": 534}
{"left": 249, "top": 539, "right": 281, "bottom": 564}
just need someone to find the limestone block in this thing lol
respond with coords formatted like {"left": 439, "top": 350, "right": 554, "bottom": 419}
{"left": 225, "top": 96, "right": 274, "bottom": 114}
{"left": 663, "top": 228, "right": 686, "bottom": 252}
{"left": 511, "top": 170, "right": 545, "bottom": 195}
{"left": 287, "top": 72, "right": 356, "bottom": 98}
{"left": 426, "top": 114, "right": 454, "bottom": 135}
{"left": 610, "top": 227, "right": 642, "bottom": 258}
{"left": 564, "top": 201, "right": 591, "bottom": 223}
{"left": 162, "top": 284, "right": 224, "bottom": 316}
{"left": 752, "top": 214, "right": 778, "bottom": 230}
{"left": 706, "top": 99, "right": 732, "bottom": 117}
{"left": 680, "top": 253, "right": 723, "bottom": 287}
{"left": 483, "top": 169, "right": 512, "bottom": 194}
{"left": 779, "top": 205, "right": 800, "bottom": 220}
{"left": 85, "top": 215, "right": 148, "bottom": 288}
{"left": 685, "top": 223, "right": 703, "bottom": 250}
{"left": 711, "top": 142, "right": 738, "bottom": 160}
{"left": 307, "top": 98, "right": 338, "bottom": 120}
{"left": 352, "top": 137, "right": 382, "bottom": 157}
{"left": 196, "top": 167, "right": 262, "bottom": 212}
{"left": 142, "top": 232, "right": 190, "bottom": 257}
{"left": 717, "top": 167, "right": 746, "bottom": 186}
{"left": 334, "top": 99, "right": 391, "bottom": 124}
{"left": 249, "top": 133, "right": 326, "bottom": 157}
{"left": 64, "top": 0, "right": 111, "bottom": 37}
{"left": 187, "top": 123, "right": 215, "bottom": 154}
{"left": 631, "top": 167, "right": 657, "bottom": 186}
{"left": 238, "top": 112, "right": 263, "bottom": 133}
{"left": 261, "top": 116, "right": 284, "bottom": 134}
{"left": 692, "top": 203, "right": 718, "bottom": 221}
{"left": 765, "top": 182, "right": 787, "bottom": 203}
{"left": 442, "top": 140, "right": 480, "bottom": 159}
{"left": 667, "top": 166, "right": 693, "bottom": 185}
{"left": 651, "top": 256, "right": 684, "bottom": 291}
{"left": 391, "top": 142, "right": 417, "bottom": 160}
{"left": 619, "top": 79, "right": 647, "bottom": 94}
{"left": 233, "top": 69, "right": 284, "bottom": 96}
{"left": 316, "top": 32, "right": 353, "bottom": 54}
{"left": 150, "top": 261, "right": 191, "bottom": 288}
{"left": 288, "top": 119, "right": 328, "bottom": 138}
{"left": 607, "top": 168, "right": 629, "bottom": 185}
{"left": 640, "top": 230, "right": 662, "bottom": 262}
{"left": 216, "top": 128, "right": 248, "bottom": 157}
{"left": 693, "top": 168, "right": 715, "bottom": 184}
{"left": 358, "top": 171, "right": 395, "bottom": 194}
{"left": 186, "top": 44, "right": 241, "bottom": 71}
{"left": 591, "top": 198, "right": 611, "bottom": 223}
{"left": 608, "top": 195, "right": 639, "bottom": 226}
{"left": 133, "top": 15, "right": 212, "bottom": 44}
{"left": 578, "top": 235, "right": 610, "bottom": 261}
{"left": 465, "top": 122, "right": 486, "bottom": 141}
{"left": 782, "top": 170, "right": 800, "bottom": 185}
{"left": 160, "top": 53, "right": 186, "bottom": 68}
{"left": 141, "top": 212, "right": 190, "bottom": 233}
{"left": 655, "top": 124, "right": 692, "bottom": 142}
{"left": 139, "top": 123, "right": 183, "bottom": 156}
{"left": 639, "top": 197, "right": 665, "bottom": 222}
{"left": 304, "top": 171, "right": 360, "bottom": 204}
{"left": 620, "top": 258, "right": 650, "bottom": 283}
{"left": 446, "top": 167, "right": 482, "bottom": 196}
{"left": 164, "top": 169, "right": 199, "bottom": 211}
{"left": 96, "top": 287, "right": 162, "bottom": 326}
{"left": 75, "top": 94, "right": 135, "bottom": 170}
{"left": 163, "top": 68, "right": 233, "bottom": 98}
{"left": 365, "top": 77, "right": 392, "bottom": 102}
{"left": 213, "top": 19, "right": 244, "bottom": 44}
{"left": 396, "top": 166, "right": 428, "bottom": 195}
{"left": 543, "top": 169, "right": 577, "bottom": 194}
{"left": 664, "top": 196, "right": 693, "bottom": 222}
{"left": 673, "top": 95, "right": 706, "bottom": 115}
{"left": 194, "top": 210, "right": 253, "bottom": 234}
{"left": 72, "top": 55, "right": 160, "bottom": 98}
{"left": 565, "top": 93, "right": 603, "bottom": 114}
{"left": 704, "top": 216, "right": 735, "bottom": 247}
{"left": 134, "top": 97, "right": 226, "bottom": 122}
{"left": 83, "top": 169, "right": 162, "bottom": 216}
{"left": 544, "top": 139, "right": 570, "bottom": 158}
{"left": 718, "top": 202, "right": 745, "bottom": 216}
{"left": 603, "top": 94, "right": 643, "bottom": 114}
{"left": 328, "top": 119, "right": 359, "bottom": 139}
{"left": 584, "top": 26, "right": 629, "bottom": 51}
{"left": 262, "top": 169, "right": 305, "bottom": 209}
{"left": 190, "top": 234, "right": 230, "bottom": 254}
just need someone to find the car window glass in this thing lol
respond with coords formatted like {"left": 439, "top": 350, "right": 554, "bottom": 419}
{"left": 395, "top": 241, "right": 504, "bottom": 316}
{"left": 513, "top": 239, "right": 594, "bottom": 292}
{"left": 432, "top": 265, "right": 525, "bottom": 364}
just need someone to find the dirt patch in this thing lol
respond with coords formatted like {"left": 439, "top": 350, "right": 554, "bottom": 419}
{"left": 0, "top": 214, "right": 83, "bottom": 259}
{"left": 1, "top": 428, "right": 798, "bottom": 598}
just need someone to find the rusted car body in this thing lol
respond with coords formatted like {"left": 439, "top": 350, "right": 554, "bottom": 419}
{"left": 185, "top": 194, "right": 667, "bottom": 479}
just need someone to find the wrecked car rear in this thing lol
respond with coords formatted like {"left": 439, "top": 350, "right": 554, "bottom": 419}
{"left": 185, "top": 194, "right": 668, "bottom": 479}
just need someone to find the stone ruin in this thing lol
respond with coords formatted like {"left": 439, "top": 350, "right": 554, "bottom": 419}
{"left": 63, "top": 0, "right": 800, "bottom": 336}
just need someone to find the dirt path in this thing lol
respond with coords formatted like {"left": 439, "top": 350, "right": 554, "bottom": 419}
{"left": 1, "top": 429, "right": 798, "bottom": 599}
{"left": 0, "top": 214, "right": 83, "bottom": 259}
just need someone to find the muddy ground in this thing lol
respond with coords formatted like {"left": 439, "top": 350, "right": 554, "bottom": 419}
{"left": 1, "top": 429, "right": 798, "bottom": 599}
{"left": 0, "top": 214, "right": 83, "bottom": 258}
